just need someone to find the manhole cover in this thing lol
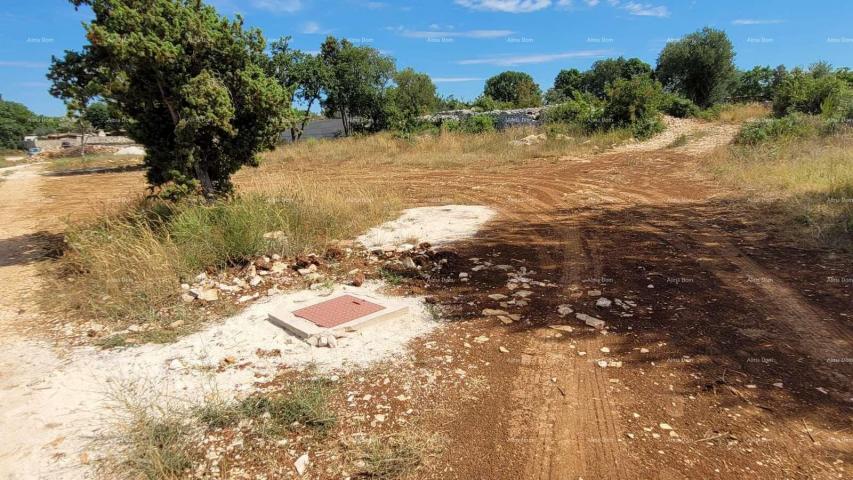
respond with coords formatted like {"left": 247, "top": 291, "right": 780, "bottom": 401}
{"left": 292, "top": 294, "right": 386, "bottom": 328}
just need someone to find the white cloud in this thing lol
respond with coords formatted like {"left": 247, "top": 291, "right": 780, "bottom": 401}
{"left": 621, "top": 2, "right": 669, "bottom": 17}
{"left": 301, "top": 21, "right": 326, "bottom": 34}
{"left": 251, "top": 0, "right": 302, "bottom": 13}
{"left": 732, "top": 19, "right": 784, "bottom": 25}
{"left": 399, "top": 28, "right": 514, "bottom": 39}
{"left": 431, "top": 77, "right": 483, "bottom": 83}
{"left": 454, "top": 0, "right": 553, "bottom": 13}
{"left": 457, "top": 49, "right": 611, "bottom": 66}
{"left": 585, "top": 0, "right": 600, "bottom": 5}
{"left": 0, "top": 61, "right": 48, "bottom": 68}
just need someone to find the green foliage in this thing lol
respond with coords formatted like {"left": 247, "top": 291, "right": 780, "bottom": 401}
{"left": 735, "top": 114, "right": 816, "bottom": 145}
{"left": 483, "top": 71, "right": 542, "bottom": 108}
{"left": 660, "top": 93, "right": 700, "bottom": 118}
{"left": 471, "top": 95, "right": 513, "bottom": 111}
{"left": 772, "top": 65, "right": 851, "bottom": 118}
{"left": 581, "top": 57, "right": 653, "bottom": 98}
{"left": 269, "top": 37, "right": 328, "bottom": 141}
{"left": 603, "top": 76, "right": 663, "bottom": 127}
{"left": 0, "top": 100, "right": 37, "bottom": 149}
{"left": 435, "top": 95, "right": 469, "bottom": 111}
{"left": 732, "top": 65, "right": 778, "bottom": 102}
{"left": 543, "top": 92, "right": 605, "bottom": 131}
{"left": 320, "top": 36, "right": 396, "bottom": 134}
{"left": 83, "top": 101, "right": 125, "bottom": 132}
{"left": 444, "top": 114, "right": 495, "bottom": 134}
{"left": 656, "top": 27, "right": 736, "bottom": 107}
{"left": 52, "top": 0, "right": 291, "bottom": 197}
{"left": 387, "top": 68, "right": 437, "bottom": 131}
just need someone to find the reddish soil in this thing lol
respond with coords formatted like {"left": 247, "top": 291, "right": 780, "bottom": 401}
{"left": 1, "top": 123, "right": 850, "bottom": 479}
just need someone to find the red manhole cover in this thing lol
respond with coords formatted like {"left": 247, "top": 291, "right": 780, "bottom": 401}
{"left": 292, "top": 295, "right": 386, "bottom": 328}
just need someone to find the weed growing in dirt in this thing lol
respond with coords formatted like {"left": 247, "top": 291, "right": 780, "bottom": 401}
{"left": 239, "top": 380, "right": 337, "bottom": 436}
{"left": 195, "top": 380, "right": 336, "bottom": 436}
{"left": 344, "top": 432, "right": 443, "bottom": 479}
{"left": 105, "top": 385, "right": 199, "bottom": 480}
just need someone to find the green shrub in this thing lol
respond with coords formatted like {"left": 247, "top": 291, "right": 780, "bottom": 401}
{"left": 631, "top": 115, "right": 665, "bottom": 139}
{"left": 773, "top": 71, "right": 849, "bottom": 117}
{"left": 445, "top": 114, "right": 495, "bottom": 134}
{"left": 735, "top": 114, "right": 816, "bottom": 144}
{"left": 543, "top": 93, "right": 606, "bottom": 131}
{"left": 660, "top": 93, "right": 700, "bottom": 118}
{"left": 603, "top": 76, "right": 664, "bottom": 139}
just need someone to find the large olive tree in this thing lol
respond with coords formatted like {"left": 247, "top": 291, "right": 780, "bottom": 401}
{"left": 51, "top": 0, "right": 291, "bottom": 197}
{"left": 656, "top": 28, "right": 736, "bottom": 108}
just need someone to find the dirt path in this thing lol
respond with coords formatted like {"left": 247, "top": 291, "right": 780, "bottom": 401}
{"left": 0, "top": 123, "right": 850, "bottom": 479}
{"left": 359, "top": 127, "right": 852, "bottom": 479}
{"left": 0, "top": 163, "right": 48, "bottom": 340}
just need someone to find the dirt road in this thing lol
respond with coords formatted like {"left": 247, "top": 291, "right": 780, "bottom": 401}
{"left": 0, "top": 121, "right": 850, "bottom": 479}
{"left": 331, "top": 121, "right": 852, "bottom": 479}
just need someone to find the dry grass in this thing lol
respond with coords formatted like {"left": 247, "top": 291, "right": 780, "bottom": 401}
{"left": 47, "top": 153, "right": 143, "bottom": 173}
{"left": 701, "top": 102, "right": 771, "bottom": 123}
{"left": 44, "top": 177, "right": 400, "bottom": 328}
{"left": 341, "top": 431, "right": 444, "bottom": 479}
{"left": 707, "top": 129, "right": 853, "bottom": 248}
{"left": 259, "top": 127, "right": 632, "bottom": 173}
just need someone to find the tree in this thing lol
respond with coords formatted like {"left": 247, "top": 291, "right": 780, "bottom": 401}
{"left": 733, "top": 66, "right": 775, "bottom": 101}
{"left": 388, "top": 68, "right": 436, "bottom": 121}
{"left": 483, "top": 71, "right": 542, "bottom": 108}
{"left": 51, "top": 0, "right": 291, "bottom": 197}
{"left": 269, "top": 37, "right": 327, "bottom": 142}
{"left": 581, "top": 57, "right": 652, "bottom": 98}
{"left": 48, "top": 50, "right": 103, "bottom": 156}
{"left": 604, "top": 76, "right": 664, "bottom": 139}
{"left": 655, "top": 27, "right": 736, "bottom": 108}
{"left": 320, "top": 36, "right": 395, "bottom": 135}
{"left": 0, "top": 100, "right": 37, "bottom": 149}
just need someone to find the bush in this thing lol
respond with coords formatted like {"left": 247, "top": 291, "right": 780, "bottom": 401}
{"left": 660, "top": 93, "right": 700, "bottom": 118}
{"left": 604, "top": 76, "right": 663, "bottom": 127}
{"left": 471, "top": 95, "right": 513, "bottom": 112}
{"left": 444, "top": 114, "right": 495, "bottom": 134}
{"left": 543, "top": 93, "right": 606, "bottom": 132}
{"left": 773, "top": 71, "right": 849, "bottom": 117}
{"left": 630, "top": 115, "right": 665, "bottom": 140}
{"left": 735, "top": 114, "right": 816, "bottom": 144}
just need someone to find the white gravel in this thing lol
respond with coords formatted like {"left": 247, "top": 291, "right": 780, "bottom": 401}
{"left": 0, "top": 282, "right": 436, "bottom": 479}
{"left": 356, "top": 204, "right": 496, "bottom": 249}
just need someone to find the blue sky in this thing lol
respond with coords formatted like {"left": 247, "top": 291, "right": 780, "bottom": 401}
{"left": 1, "top": 0, "right": 851, "bottom": 116}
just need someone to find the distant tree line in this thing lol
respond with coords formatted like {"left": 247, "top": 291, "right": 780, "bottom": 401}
{"left": 37, "top": 0, "right": 851, "bottom": 199}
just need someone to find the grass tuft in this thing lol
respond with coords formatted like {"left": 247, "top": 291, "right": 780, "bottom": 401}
{"left": 345, "top": 432, "right": 443, "bottom": 479}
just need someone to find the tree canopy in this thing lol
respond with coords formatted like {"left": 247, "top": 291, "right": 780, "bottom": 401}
{"left": 483, "top": 71, "right": 542, "bottom": 108}
{"left": 320, "top": 36, "right": 396, "bottom": 135}
{"left": 656, "top": 27, "right": 736, "bottom": 108}
{"left": 51, "top": 0, "right": 291, "bottom": 197}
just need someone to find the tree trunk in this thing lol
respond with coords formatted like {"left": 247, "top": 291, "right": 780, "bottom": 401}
{"left": 341, "top": 108, "right": 351, "bottom": 137}
{"left": 79, "top": 121, "right": 87, "bottom": 158}
{"left": 194, "top": 162, "right": 215, "bottom": 198}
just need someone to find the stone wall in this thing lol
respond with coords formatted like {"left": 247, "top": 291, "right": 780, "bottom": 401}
{"left": 425, "top": 106, "right": 555, "bottom": 129}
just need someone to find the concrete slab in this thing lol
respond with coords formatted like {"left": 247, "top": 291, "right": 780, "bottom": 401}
{"left": 267, "top": 292, "right": 409, "bottom": 339}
